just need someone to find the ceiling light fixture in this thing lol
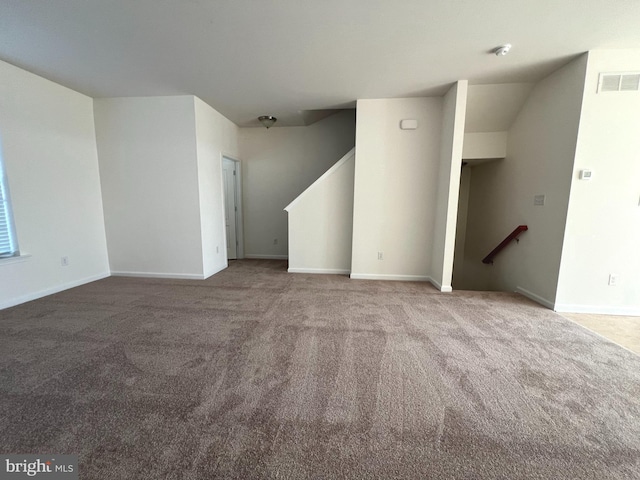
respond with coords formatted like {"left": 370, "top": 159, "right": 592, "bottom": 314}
{"left": 493, "top": 44, "right": 512, "bottom": 56}
{"left": 258, "top": 115, "right": 277, "bottom": 129}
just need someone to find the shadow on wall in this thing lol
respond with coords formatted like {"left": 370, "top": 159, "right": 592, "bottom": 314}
{"left": 238, "top": 110, "right": 356, "bottom": 260}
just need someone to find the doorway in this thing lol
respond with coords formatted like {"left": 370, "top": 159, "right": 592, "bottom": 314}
{"left": 452, "top": 163, "right": 471, "bottom": 289}
{"left": 222, "top": 157, "right": 243, "bottom": 260}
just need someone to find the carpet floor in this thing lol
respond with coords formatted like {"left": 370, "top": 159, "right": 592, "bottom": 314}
{"left": 1, "top": 260, "right": 640, "bottom": 479}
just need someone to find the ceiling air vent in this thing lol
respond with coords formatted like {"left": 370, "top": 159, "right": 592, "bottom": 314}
{"left": 598, "top": 72, "right": 640, "bottom": 93}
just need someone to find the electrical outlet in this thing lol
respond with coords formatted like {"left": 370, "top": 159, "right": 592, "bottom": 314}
{"left": 61, "top": 256, "right": 69, "bottom": 267}
{"left": 608, "top": 274, "right": 619, "bottom": 286}
{"left": 216, "top": 246, "right": 219, "bottom": 254}
{"left": 534, "top": 195, "right": 545, "bottom": 206}
{"left": 377, "top": 252, "right": 383, "bottom": 260}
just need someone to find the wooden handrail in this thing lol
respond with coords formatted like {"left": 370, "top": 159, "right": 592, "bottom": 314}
{"left": 482, "top": 225, "right": 528, "bottom": 264}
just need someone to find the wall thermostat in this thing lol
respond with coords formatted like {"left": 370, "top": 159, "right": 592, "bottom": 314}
{"left": 400, "top": 119, "right": 418, "bottom": 130}
{"left": 579, "top": 169, "right": 593, "bottom": 180}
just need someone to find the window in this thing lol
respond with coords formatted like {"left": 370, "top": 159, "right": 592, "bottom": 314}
{"left": 0, "top": 153, "right": 19, "bottom": 258}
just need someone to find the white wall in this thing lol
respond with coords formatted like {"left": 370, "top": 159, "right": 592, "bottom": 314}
{"left": 351, "top": 97, "right": 443, "bottom": 281}
{"left": 465, "top": 83, "right": 534, "bottom": 132}
{"left": 238, "top": 110, "right": 356, "bottom": 259}
{"left": 555, "top": 49, "right": 640, "bottom": 315}
{"left": 460, "top": 55, "right": 588, "bottom": 302}
{"left": 285, "top": 149, "right": 355, "bottom": 274}
{"left": 0, "top": 60, "right": 109, "bottom": 308}
{"left": 462, "top": 132, "right": 507, "bottom": 160}
{"left": 194, "top": 97, "right": 239, "bottom": 278}
{"left": 94, "top": 96, "right": 205, "bottom": 278}
{"left": 430, "top": 81, "right": 468, "bottom": 291}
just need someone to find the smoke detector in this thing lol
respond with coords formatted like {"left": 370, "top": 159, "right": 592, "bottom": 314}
{"left": 493, "top": 44, "right": 512, "bottom": 56}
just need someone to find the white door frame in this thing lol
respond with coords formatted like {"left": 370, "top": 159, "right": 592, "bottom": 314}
{"left": 222, "top": 155, "right": 244, "bottom": 259}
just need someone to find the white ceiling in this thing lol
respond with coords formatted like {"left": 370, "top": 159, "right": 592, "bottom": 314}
{"left": 1, "top": 1, "right": 640, "bottom": 126}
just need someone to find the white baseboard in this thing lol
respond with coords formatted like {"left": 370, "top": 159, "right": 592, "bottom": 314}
{"left": 554, "top": 304, "right": 640, "bottom": 316}
{"left": 350, "top": 273, "right": 430, "bottom": 282}
{"left": 288, "top": 267, "right": 350, "bottom": 275}
{"left": 244, "top": 255, "right": 288, "bottom": 260}
{"left": 111, "top": 271, "right": 205, "bottom": 280}
{"left": 515, "top": 286, "right": 555, "bottom": 309}
{"left": 429, "top": 277, "right": 453, "bottom": 293}
{"left": 0, "top": 272, "right": 110, "bottom": 310}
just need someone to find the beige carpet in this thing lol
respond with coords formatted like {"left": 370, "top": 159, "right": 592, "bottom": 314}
{"left": 1, "top": 260, "right": 640, "bottom": 479}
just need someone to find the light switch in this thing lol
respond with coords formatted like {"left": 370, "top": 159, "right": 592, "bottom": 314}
{"left": 579, "top": 169, "right": 593, "bottom": 180}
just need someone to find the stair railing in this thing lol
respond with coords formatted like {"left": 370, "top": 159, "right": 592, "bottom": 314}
{"left": 482, "top": 225, "right": 528, "bottom": 264}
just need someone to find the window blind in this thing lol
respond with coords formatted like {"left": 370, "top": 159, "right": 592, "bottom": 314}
{"left": 0, "top": 162, "right": 18, "bottom": 258}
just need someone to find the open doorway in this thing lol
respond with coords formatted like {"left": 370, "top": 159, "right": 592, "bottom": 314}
{"left": 222, "top": 156, "right": 243, "bottom": 260}
{"left": 452, "top": 163, "right": 471, "bottom": 289}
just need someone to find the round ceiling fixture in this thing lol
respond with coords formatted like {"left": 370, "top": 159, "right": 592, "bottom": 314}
{"left": 493, "top": 44, "right": 512, "bottom": 56}
{"left": 258, "top": 115, "right": 277, "bottom": 129}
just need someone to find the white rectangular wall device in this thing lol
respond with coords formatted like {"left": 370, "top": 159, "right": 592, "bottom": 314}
{"left": 400, "top": 119, "right": 418, "bottom": 130}
{"left": 534, "top": 194, "right": 546, "bottom": 206}
{"left": 579, "top": 169, "right": 592, "bottom": 180}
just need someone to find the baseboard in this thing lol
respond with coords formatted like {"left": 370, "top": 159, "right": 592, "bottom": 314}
{"left": 111, "top": 271, "right": 205, "bottom": 280}
{"left": 515, "top": 286, "right": 555, "bottom": 309}
{"left": 0, "top": 272, "right": 110, "bottom": 310}
{"left": 288, "top": 267, "right": 350, "bottom": 275}
{"left": 428, "top": 277, "right": 453, "bottom": 293}
{"left": 554, "top": 304, "right": 640, "bottom": 316}
{"left": 350, "top": 273, "right": 430, "bottom": 282}
{"left": 244, "top": 255, "right": 288, "bottom": 260}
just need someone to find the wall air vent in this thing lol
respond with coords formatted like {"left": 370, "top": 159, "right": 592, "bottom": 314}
{"left": 598, "top": 72, "right": 640, "bottom": 93}
{"left": 620, "top": 73, "right": 640, "bottom": 91}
